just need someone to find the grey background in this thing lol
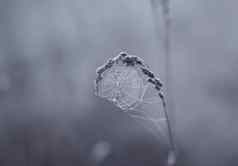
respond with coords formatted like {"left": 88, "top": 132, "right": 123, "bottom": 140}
{"left": 0, "top": 0, "right": 237, "bottom": 166}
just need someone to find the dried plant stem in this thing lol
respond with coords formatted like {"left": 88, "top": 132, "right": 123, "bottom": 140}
{"left": 161, "top": 1, "right": 177, "bottom": 165}
{"left": 150, "top": 0, "right": 177, "bottom": 165}
{"left": 159, "top": 92, "right": 176, "bottom": 166}
{"left": 162, "top": 0, "right": 175, "bottom": 126}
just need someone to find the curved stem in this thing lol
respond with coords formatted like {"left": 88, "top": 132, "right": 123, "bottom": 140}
{"left": 159, "top": 92, "right": 176, "bottom": 166}
{"left": 150, "top": 0, "right": 177, "bottom": 164}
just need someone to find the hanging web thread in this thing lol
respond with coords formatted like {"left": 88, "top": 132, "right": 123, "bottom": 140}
{"left": 95, "top": 52, "right": 176, "bottom": 165}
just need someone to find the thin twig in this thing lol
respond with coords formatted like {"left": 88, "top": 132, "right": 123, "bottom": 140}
{"left": 159, "top": 92, "right": 176, "bottom": 165}
{"left": 161, "top": 1, "right": 177, "bottom": 165}
{"left": 150, "top": 0, "right": 177, "bottom": 165}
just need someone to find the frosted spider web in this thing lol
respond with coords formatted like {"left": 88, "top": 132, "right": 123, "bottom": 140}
{"left": 94, "top": 52, "right": 176, "bottom": 165}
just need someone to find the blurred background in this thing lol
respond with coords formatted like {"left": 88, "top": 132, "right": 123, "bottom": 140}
{"left": 0, "top": 0, "right": 237, "bottom": 165}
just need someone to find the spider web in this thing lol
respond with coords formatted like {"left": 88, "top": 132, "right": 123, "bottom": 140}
{"left": 95, "top": 52, "right": 176, "bottom": 162}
